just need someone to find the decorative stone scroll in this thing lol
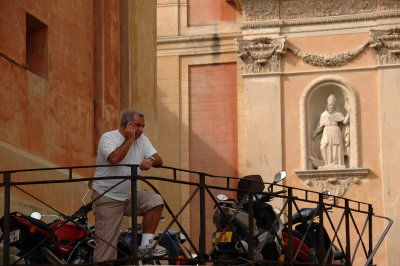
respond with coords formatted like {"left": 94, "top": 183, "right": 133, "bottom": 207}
{"left": 295, "top": 168, "right": 369, "bottom": 197}
{"left": 370, "top": 28, "right": 400, "bottom": 65}
{"left": 235, "top": 36, "right": 286, "bottom": 74}
{"left": 288, "top": 43, "right": 369, "bottom": 67}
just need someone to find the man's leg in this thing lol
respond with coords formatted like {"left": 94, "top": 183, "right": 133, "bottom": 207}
{"left": 142, "top": 205, "right": 163, "bottom": 234}
{"left": 92, "top": 190, "right": 126, "bottom": 262}
{"left": 125, "top": 190, "right": 164, "bottom": 246}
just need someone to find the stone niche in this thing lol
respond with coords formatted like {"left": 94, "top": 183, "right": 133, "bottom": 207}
{"left": 295, "top": 76, "right": 369, "bottom": 197}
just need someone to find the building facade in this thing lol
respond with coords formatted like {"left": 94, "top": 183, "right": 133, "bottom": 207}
{"left": 157, "top": 0, "right": 400, "bottom": 264}
{"left": 0, "top": 0, "right": 158, "bottom": 224}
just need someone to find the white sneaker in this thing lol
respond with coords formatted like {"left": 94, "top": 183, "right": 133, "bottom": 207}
{"left": 138, "top": 239, "right": 168, "bottom": 257}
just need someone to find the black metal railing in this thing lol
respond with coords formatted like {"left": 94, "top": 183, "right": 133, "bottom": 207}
{"left": 0, "top": 164, "right": 392, "bottom": 265}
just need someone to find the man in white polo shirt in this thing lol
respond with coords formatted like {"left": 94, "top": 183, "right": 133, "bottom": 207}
{"left": 91, "top": 109, "right": 167, "bottom": 262}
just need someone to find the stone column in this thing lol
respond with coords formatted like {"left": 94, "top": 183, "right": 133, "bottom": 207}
{"left": 236, "top": 37, "right": 285, "bottom": 182}
{"left": 371, "top": 28, "right": 400, "bottom": 266}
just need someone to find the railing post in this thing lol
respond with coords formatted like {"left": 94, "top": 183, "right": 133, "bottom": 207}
{"left": 248, "top": 191, "right": 254, "bottom": 264}
{"left": 199, "top": 173, "right": 206, "bottom": 258}
{"left": 345, "top": 199, "right": 351, "bottom": 266}
{"left": 131, "top": 166, "right": 138, "bottom": 265}
{"left": 287, "top": 188, "right": 294, "bottom": 264}
{"left": 368, "top": 204, "right": 373, "bottom": 266}
{"left": 318, "top": 193, "right": 325, "bottom": 263}
{"left": 3, "top": 172, "right": 11, "bottom": 266}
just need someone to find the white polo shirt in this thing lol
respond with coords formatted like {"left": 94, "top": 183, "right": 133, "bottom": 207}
{"left": 92, "top": 129, "right": 157, "bottom": 201}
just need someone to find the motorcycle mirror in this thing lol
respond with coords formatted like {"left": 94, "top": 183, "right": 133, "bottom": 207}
{"left": 216, "top": 194, "right": 229, "bottom": 201}
{"left": 322, "top": 191, "right": 332, "bottom": 199}
{"left": 31, "top": 212, "right": 42, "bottom": 220}
{"left": 273, "top": 171, "right": 286, "bottom": 183}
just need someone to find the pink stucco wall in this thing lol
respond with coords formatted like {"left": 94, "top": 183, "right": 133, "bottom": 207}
{"left": 187, "top": 0, "right": 236, "bottom": 26}
{"left": 0, "top": 0, "right": 121, "bottom": 169}
{"left": 189, "top": 62, "right": 238, "bottom": 249}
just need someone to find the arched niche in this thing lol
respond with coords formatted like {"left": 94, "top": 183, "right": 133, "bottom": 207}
{"left": 296, "top": 76, "right": 369, "bottom": 197}
{"left": 300, "top": 76, "right": 359, "bottom": 170}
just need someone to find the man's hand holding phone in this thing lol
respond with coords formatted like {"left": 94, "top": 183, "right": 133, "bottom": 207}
{"left": 124, "top": 121, "right": 136, "bottom": 141}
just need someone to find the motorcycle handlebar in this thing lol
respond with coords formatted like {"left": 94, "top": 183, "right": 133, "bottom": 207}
{"left": 272, "top": 189, "right": 287, "bottom": 196}
{"left": 257, "top": 190, "right": 287, "bottom": 202}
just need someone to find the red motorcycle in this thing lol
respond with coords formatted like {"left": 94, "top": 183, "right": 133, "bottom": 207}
{"left": 282, "top": 207, "right": 345, "bottom": 264}
{"left": 0, "top": 203, "right": 94, "bottom": 264}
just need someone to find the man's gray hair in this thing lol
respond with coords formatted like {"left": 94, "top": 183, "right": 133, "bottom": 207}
{"left": 120, "top": 110, "right": 144, "bottom": 126}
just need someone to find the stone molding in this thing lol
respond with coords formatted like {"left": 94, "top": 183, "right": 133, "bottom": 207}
{"left": 235, "top": 36, "right": 286, "bottom": 74}
{"left": 236, "top": 28, "right": 400, "bottom": 72}
{"left": 370, "top": 28, "right": 400, "bottom": 65}
{"left": 236, "top": 37, "right": 372, "bottom": 73}
{"left": 295, "top": 168, "right": 370, "bottom": 197}
{"left": 232, "top": 0, "right": 400, "bottom": 28}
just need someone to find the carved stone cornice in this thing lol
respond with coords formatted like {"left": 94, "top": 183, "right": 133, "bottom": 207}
{"left": 241, "top": 11, "right": 400, "bottom": 29}
{"left": 288, "top": 42, "right": 370, "bottom": 67}
{"left": 295, "top": 168, "right": 370, "bottom": 197}
{"left": 235, "top": 0, "right": 400, "bottom": 23}
{"left": 236, "top": 36, "right": 286, "bottom": 74}
{"left": 370, "top": 28, "right": 400, "bottom": 65}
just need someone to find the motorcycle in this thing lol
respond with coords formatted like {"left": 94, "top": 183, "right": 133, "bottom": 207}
{"left": 282, "top": 206, "right": 345, "bottom": 264}
{"left": 0, "top": 203, "right": 94, "bottom": 264}
{"left": 210, "top": 171, "right": 287, "bottom": 265}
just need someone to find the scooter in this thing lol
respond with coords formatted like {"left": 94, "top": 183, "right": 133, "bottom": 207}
{"left": 210, "top": 171, "right": 287, "bottom": 265}
{"left": 282, "top": 206, "right": 345, "bottom": 264}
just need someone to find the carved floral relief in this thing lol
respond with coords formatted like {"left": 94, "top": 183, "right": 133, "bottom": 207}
{"left": 241, "top": 0, "right": 279, "bottom": 21}
{"left": 288, "top": 43, "right": 369, "bottom": 67}
{"left": 378, "top": 0, "right": 400, "bottom": 10}
{"left": 280, "top": 0, "right": 376, "bottom": 19}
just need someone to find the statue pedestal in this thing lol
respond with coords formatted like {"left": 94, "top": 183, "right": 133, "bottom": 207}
{"left": 295, "top": 168, "right": 370, "bottom": 197}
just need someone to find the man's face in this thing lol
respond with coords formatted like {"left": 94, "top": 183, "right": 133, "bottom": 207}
{"left": 327, "top": 103, "right": 335, "bottom": 114}
{"left": 131, "top": 116, "right": 145, "bottom": 139}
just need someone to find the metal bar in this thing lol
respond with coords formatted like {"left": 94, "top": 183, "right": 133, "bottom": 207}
{"left": 131, "top": 166, "right": 138, "bottom": 265}
{"left": 199, "top": 173, "right": 206, "bottom": 260}
{"left": 143, "top": 179, "right": 201, "bottom": 255}
{"left": 287, "top": 188, "right": 294, "bottom": 264}
{"left": 351, "top": 215, "right": 370, "bottom": 263}
{"left": 318, "top": 193, "right": 325, "bottom": 263}
{"left": 325, "top": 207, "right": 346, "bottom": 261}
{"left": 248, "top": 191, "right": 254, "bottom": 264}
{"left": 3, "top": 172, "right": 11, "bottom": 266}
{"left": 345, "top": 199, "right": 351, "bottom": 266}
{"left": 368, "top": 204, "right": 373, "bottom": 266}
{"left": 14, "top": 185, "right": 68, "bottom": 219}
{"left": 365, "top": 214, "right": 393, "bottom": 266}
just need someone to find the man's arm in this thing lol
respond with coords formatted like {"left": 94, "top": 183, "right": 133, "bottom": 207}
{"left": 139, "top": 153, "right": 163, "bottom": 170}
{"left": 107, "top": 124, "right": 136, "bottom": 164}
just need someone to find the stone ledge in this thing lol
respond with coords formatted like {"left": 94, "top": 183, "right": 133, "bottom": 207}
{"left": 295, "top": 168, "right": 370, "bottom": 197}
